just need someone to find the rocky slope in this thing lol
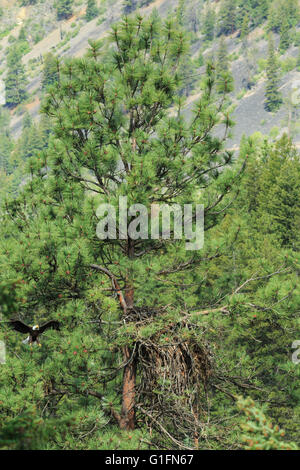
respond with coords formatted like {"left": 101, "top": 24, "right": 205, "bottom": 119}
{"left": 0, "top": 0, "right": 299, "bottom": 147}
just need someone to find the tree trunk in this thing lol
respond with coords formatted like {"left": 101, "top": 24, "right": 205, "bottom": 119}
{"left": 119, "top": 345, "right": 137, "bottom": 430}
{"left": 119, "top": 236, "right": 136, "bottom": 430}
{"left": 119, "top": 284, "right": 136, "bottom": 430}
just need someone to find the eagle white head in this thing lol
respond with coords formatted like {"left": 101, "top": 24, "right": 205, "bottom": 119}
{"left": 32, "top": 325, "right": 39, "bottom": 331}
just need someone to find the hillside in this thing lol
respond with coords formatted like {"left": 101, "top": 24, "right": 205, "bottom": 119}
{"left": 0, "top": 0, "right": 299, "bottom": 147}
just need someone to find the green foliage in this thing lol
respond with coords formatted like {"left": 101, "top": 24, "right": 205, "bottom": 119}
{"left": 0, "top": 281, "right": 18, "bottom": 316}
{"left": 123, "top": 0, "right": 138, "bottom": 14}
{"left": 265, "top": 34, "right": 282, "bottom": 112}
{"left": 4, "top": 47, "right": 28, "bottom": 108}
{"left": 256, "top": 135, "right": 300, "bottom": 249}
{"left": 55, "top": 0, "right": 73, "bottom": 21}
{"left": 203, "top": 3, "right": 215, "bottom": 41}
{"left": 0, "top": 2, "right": 299, "bottom": 451}
{"left": 218, "top": 0, "right": 237, "bottom": 36}
{"left": 42, "top": 53, "right": 60, "bottom": 90}
{"left": 215, "top": 36, "right": 234, "bottom": 93}
{"left": 267, "top": 0, "right": 299, "bottom": 33}
{"left": 86, "top": 0, "right": 99, "bottom": 22}
{"left": 279, "top": 18, "right": 292, "bottom": 54}
{"left": 123, "top": 0, "right": 155, "bottom": 13}
{"left": 0, "top": 108, "right": 13, "bottom": 173}
{"left": 237, "top": 397, "right": 298, "bottom": 450}
{"left": 280, "top": 57, "right": 297, "bottom": 73}
{"left": 20, "top": 0, "right": 38, "bottom": 5}
{"left": 216, "top": 36, "right": 230, "bottom": 75}
{"left": 240, "top": 13, "right": 250, "bottom": 41}
{"left": 0, "top": 14, "right": 241, "bottom": 449}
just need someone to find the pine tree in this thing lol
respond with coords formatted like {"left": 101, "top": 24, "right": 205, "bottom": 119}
{"left": 123, "top": 0, "right": 138, "bottom": 14}
{"left": 1, "top": 15, "right": 237, "bottom": 439}
{"left": 18, "top": 27, "right": 27, "bottom": 42}
{"left": 236, "top": 0, "right": 269, "bottom": 29}
{"left": 55, "top": 0, "right": 73, "bottom": 21}
{"left": 216, "top": 36, "right": 229, "bottom": 74}
{"left": 240, "top": 13, "right": 250, "bottom": 43}
{"left": 267, "top": 1, "right": 282, "bottom": 32}
{"left": 268, "top": 0, "right": 300, "bottom": 32}
{"left": 257, "top": 135, "right": 300, "bottom": 249}
{"left": 297, "top": 46, "right": 300, "bottom": 70}
{"left": 240, "top": 13, "right": 254, "bottom": 89}
{"left": 4, "top": 48, "right": 28, "bottom": 108}
{"left": 279, "top": 17, "right": 291, "bottom": 54}
{"left": 12, "top": 113, "right": 46, "bottom": 164}
{"left": 176, "top": 0, "right": 186, "bottom": 26}
{"left": 85, "top": 0, "right": 99, "bottom": 22}
{"left": 218, "top": 0, "right": 237, "bottom": 36}
{"left": 265, "top": 34, "right": 282, "bottom": 112}
{"left": 42, "top": 53, "right": 60, "bottom": 90}
{"left": 255, "top": 0, "right": 270, "bottom": 25}
{"left": 1, "top": 13, "right": 299, "bottom": 451}
{"left": 185, "top": 0, "right": 201, "bottom": 34}
{"left": 0, "top": 108, "right": 13, "bottom": 173}
{"left": 215, "top": 36, "right": 234, "bottom": 93}
{"left": 237, "top": 397, "right": 298, "bottom": 450}
{"left": 285, "top": 0, "right": 300, "bottom": 28}
{"left": 203, "top": 4, "right": 215, "bottom": 41}
{"left": 20, "top": 0, "right": 37, "bottom": 5}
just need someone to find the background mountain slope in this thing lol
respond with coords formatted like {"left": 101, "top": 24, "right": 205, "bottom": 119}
{"left": 0, "top": 0, "right": 299, "bottom": 148}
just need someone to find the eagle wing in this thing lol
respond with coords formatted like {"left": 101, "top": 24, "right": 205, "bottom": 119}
{"left": 39, "top": 321, "right": 60, "bottom": 334}
{"left": 9, "top": 320, "right": 32, "bottom": 334}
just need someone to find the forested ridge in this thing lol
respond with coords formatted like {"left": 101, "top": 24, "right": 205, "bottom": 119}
{"left": 0, "top": 0, "right": 299, "bottom": 451}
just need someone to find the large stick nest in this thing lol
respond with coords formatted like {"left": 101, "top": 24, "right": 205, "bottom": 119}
{"left": 129, "top": 307, "right": 214, "bottom": 424}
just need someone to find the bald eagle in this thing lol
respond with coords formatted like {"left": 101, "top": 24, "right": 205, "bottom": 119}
{"left": 9, "top": 320, "right": 60, "bottom": 346}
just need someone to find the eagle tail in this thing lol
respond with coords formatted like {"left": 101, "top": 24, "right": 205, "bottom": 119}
{"left": 22, "top": 336, "right": 30, "bottom": 345}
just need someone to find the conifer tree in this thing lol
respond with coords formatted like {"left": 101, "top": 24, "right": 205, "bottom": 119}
{"left": 237, "top": 397, "right": 298, "bottom": 450}
{"left": 279, "top": 17, "right": 291, "bottom": 54}
{"left": 267, "top": 3, "right": 281, "bottom": 33}
{"left": 216, "top": 36, "right": 234, "bottom": 93}
{"left": 218, "top": 0, "right": 237, "bottom": 36}
{"left": 285, "top": 0, "right": 300, "bottom": 27}
{"left": 123, "top": 0, "right": 138, "bottom": 14}
{"left": 268, "top": 0, "right": 299, "bottom": 32}
{"left": 236, "top": 0, "right": 269, "bottom": 29}
{"left": 216, "top": 36, "right": 229, "bottom": 75}
{"left": 42, "top": 53, "right": 60, "bottom": 91}
{"left": 1, "top": 15, "right": 238, "bottom": 438}
{"left": 1, "top": 13, "right": 299, "bottom": 451}
{"left": 0, "top": 108, "right": 13, "bottom": 173}
{"left": 176, "top": 0, "right": 186, "bottom": 26}
{"left": 85, "top": 0, "right": 99, "bottom": 22}
{"left": 297, "top": 46, "right": 300, "bottom": 70}
{"left": 265, "top": 34, "right": 282, "bottom": 112}
{"left": 257, "top": 135, "right": 300, "bottom": 249}
{"left": 203, "top": 4, "right": 215, "bottom": 41}
{"left": 20, "top": 0, "right": 38, "bottom": 5}
{"left": 4, "top": 48, "right": 28, "bottom": 108}
{"left": 11, "top": 113, "right": 46, "bottom": 164}
{"left": 240, "top": 13, "right": 249, "bottom": 43}
{"left": 18, "top": 27, "right": 27, "bottom": 43}
{"left": 185, "top": 0, "right": 201, "bottom": 33}
{"left": 55, "top": 0, "right": 73, "bottom": 21}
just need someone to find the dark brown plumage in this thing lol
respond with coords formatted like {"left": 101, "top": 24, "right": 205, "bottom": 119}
{"left": 9, "top": 320, "right": 60, "bottom": 345}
